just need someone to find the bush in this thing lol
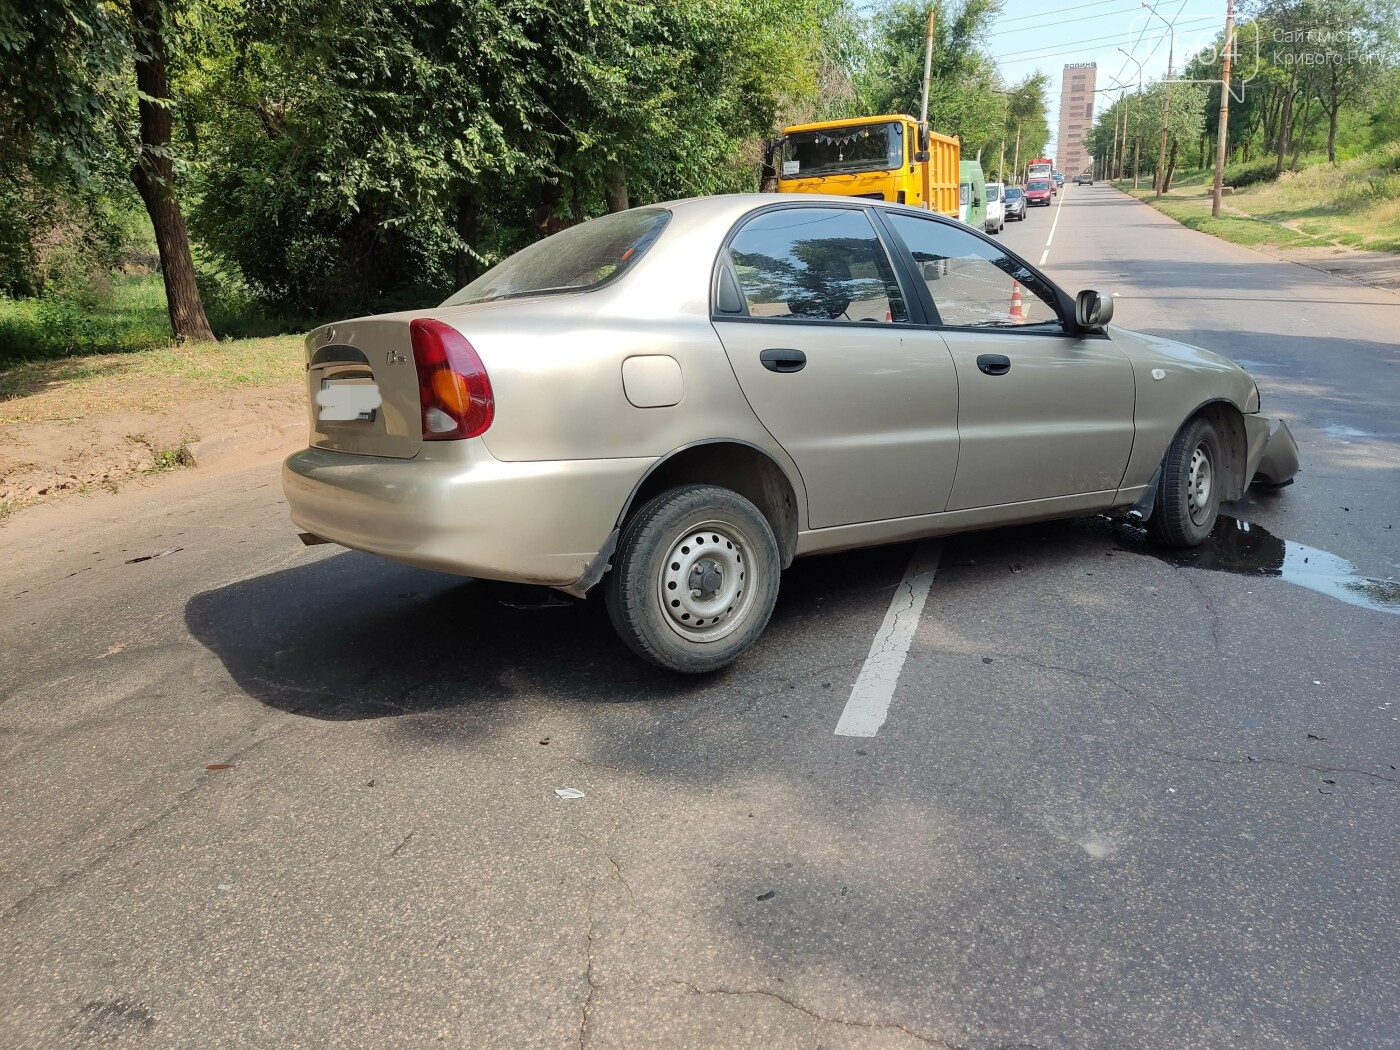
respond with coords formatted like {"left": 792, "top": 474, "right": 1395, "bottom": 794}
{"left": 1223, "top": 159, "right": 1280, "bottom": 189}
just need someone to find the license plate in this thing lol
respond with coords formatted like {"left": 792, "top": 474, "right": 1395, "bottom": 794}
{"left": 316, "top": 378, "right": 381, "bottom": 422}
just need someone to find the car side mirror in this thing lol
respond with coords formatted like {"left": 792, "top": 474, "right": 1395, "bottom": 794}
{"left": 1075, "top": 289, "right": 1114, "bottom": 329}
{"left": 973, "top": 197, "right": 982, "bottom": 207}
{"left": 914, "top": 149, "right": 930, "bottom": 162}
{"left": 918, "top": 124, "right": 930, "bottom": 152}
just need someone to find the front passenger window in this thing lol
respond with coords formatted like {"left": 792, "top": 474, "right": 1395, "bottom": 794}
{"left": 886, "top": 214, "right": 1061, "bottom": 330}
{"left": 726, "top": 208, "right": 907, "bottom": 323}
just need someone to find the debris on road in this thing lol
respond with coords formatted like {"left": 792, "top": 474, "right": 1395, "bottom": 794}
{"left": 554, "top": 788, "right": 585, "bottom": 800}
{"left": 756, "top": 890, "right": 776, "bottom": 901}
{"left": 125, "top": 547, "right": 183, "bottom": 564}
{"left": 205, "top": 763, "right": 234, "bottom": 771}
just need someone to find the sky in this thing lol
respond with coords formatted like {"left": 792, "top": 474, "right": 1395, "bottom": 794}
{"left": 983, "top": 0, "right": 1233, "bottom": 156}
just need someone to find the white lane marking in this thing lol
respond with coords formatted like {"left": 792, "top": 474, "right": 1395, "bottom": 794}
{"left": 1039, "top": 191, "right": 1066, "bottom": 266}
{"left": 834, "top": 541, "right": 942, "bottom": 738}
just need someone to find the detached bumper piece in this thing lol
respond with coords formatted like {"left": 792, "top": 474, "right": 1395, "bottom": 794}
{"left": 1252, "top": 419, "right": 1300, "bottom": 488}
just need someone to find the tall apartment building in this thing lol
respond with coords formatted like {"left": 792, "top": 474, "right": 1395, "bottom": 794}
{"left": 1057, "top": 63, "right": 1096, "bottom": 175}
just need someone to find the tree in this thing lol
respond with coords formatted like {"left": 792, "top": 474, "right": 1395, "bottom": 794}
{"left": 0, "top": 0, "right": 214, "bottom": 340}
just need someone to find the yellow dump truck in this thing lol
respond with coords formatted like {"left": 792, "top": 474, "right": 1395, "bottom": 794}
{"left": 771, "top": 114, "right": 960, "bottom": 217}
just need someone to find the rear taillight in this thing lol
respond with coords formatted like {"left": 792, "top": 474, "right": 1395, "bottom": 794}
{"left": 408, "top": 318, "right": 493, "bottom": 440}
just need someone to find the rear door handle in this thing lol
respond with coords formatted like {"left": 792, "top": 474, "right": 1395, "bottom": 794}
{"left": 976, "top": 354, "right": 1011, "bottom": 376}
{"left": 760, "top": 348, "right": 807, "bottom": 373}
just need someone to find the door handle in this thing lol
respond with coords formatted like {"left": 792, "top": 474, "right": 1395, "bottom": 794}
{"left": 760, "top": 348, "right": 807, "bottom": 373}
{"left": 976, "top": 354, "right": 1011, "bottom": 376}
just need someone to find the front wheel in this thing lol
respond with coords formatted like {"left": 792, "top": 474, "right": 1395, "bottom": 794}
{"left": 605, "top": 484, "right": 781, "bottom": 673}
{"left": 1147, "top": 416, "right": 1223, "bottom": 548}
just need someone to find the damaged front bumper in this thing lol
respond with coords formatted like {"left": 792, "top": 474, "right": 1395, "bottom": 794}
{"left": 1245, "top": 416, "right": 1300, "bottom": 488}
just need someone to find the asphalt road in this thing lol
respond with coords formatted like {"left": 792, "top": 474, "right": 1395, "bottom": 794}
{"left": 3, "top": 187, "right": 1398, "bottom": 1050}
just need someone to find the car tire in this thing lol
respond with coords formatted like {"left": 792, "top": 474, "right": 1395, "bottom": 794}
{"left": 1147, "top": 416, "right": 1223, "bottom": 548}
{"left": 605, "top": 484, "right": 781, "bottom": 673}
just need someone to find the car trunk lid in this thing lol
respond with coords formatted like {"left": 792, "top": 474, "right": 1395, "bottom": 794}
{"left": 304, "top": 317, "right": 425, "bottom": 459}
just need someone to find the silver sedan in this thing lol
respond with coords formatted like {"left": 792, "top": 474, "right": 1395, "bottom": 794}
{"left": 284, "top": 194, "right": 1299, "bottom": 672}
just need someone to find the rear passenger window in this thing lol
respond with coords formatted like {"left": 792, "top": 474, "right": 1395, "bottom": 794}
{"left": 725, "top": 208, "right": 907, "bottom": 323}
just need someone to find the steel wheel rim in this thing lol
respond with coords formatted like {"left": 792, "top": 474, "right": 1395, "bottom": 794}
{"left": 1187, "top": 444, "right": 1214, "bottom": 526}
{"left": 657, "top": 520, "right": 756, "bottom": 644}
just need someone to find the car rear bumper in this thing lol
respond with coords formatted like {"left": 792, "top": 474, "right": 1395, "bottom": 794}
{"left": 282, "top": 444, "right": 651, "bottom": 587}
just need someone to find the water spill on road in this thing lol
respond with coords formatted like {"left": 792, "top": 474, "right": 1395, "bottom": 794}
{"left": 1115, "top": 515, "right": 1400, "bottom": 615}
{"left": 1321, "top": 422, "right": 1375, "bottom": 439}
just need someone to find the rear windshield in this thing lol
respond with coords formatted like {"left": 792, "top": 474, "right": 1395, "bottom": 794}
{"left": 443, "top": 208, "right": 671, "bottom": 306}
{"left": 1005, "top": 187, "right": 1024, "bottom": 199}
{"left": 1028, "top": 180, "right": 1050, "bottom": 190}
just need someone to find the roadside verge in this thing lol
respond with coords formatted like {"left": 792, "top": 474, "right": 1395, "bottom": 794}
{"left": 1, "top": 336, "right": 305, "bottom": 521}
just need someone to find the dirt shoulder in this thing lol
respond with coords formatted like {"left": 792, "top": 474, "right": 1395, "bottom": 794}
{"left": 1, "top": 336, "right": 306, "bottom": 520}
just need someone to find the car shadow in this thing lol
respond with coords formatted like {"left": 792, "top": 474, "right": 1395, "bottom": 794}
{"left": 184, "top": 543, "right": 914, "bottom": 722}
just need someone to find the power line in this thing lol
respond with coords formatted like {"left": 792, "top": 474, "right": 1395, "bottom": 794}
{"left": 997, "top": 0, "right": 1210, "bottom": 37}
{"left": 999, "top": 0, "right": 1164, "bottom": 24}
{"left": 990, "top": 14, "right": 1219, "bottom": 63}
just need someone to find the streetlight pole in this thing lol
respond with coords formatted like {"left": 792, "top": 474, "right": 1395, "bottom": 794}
{"left": 1212, "top": 0, "right": 1235, "bottom": 218}
{"left": 1142, "top": 1, "right": 1176, "bottom": 195}
{"left": 1118, "top": 48, "right": 1146, "bottom": 189}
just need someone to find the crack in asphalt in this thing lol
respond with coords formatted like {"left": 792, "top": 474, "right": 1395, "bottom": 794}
{"left": 577, "top": 800, "right": 636, "bottom": 1049}
{"left": 4, "top": 730, "right": 281, "bottom": 919}
{"left": 670, "top": 981, "right": 961, "bottom": 1048}
{"left": 1183, "top": 572, "right": 1224, "bottom": 653}
{"left": 999, "top": 653, "right": 1175, "bottom": 723}
{"left": 1151, "top": 748, "right": 1399, "bottom": 786}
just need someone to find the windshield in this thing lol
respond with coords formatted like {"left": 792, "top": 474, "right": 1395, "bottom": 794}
{"left": 1005, "top": 187, "right": 1024, "bottom": 199}
{"left": 986, "top": 185, "right": 1001, "bottom": 202}
{"left": 781, "top": 122, "right": 903, "bottom": 179}
{"left": 1028, "top": 180, "right": 1050, "bottom": 190}
{"left": 443, "top": 208, "right": 670, "bottom": 306}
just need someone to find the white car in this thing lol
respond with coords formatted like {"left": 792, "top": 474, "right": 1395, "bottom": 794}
{"left": 984, "top": 182, "right": 1006, "bottom": 235}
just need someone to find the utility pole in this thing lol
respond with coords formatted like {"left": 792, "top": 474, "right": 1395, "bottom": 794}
{"left": 919, "top": 6, "right": 936, "bottom": 210}
{"left": 1118, "top": 48, "right": 1146, "bottom": 189}
{"left": 1156, "top": 50, "right": 1173, "bottom": 193}
{"left": 1013, "top": 123, "right": 1022, "bottom": 184}
{"left": 1142, "top": 1, "right": 1175, "bottom": 194}
{"left": 1110, "top": 96, "right": 1119, "bottom": 180}
{"left": 1212, "top": 0, "right": 1235, "bottom": 218}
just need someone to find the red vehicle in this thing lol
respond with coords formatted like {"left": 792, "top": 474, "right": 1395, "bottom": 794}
{"left": 1025, "top": 178, "right": 1054, "bottom": 206}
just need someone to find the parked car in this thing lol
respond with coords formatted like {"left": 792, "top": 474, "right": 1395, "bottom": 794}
{"left": 984, "top": 181, "right": 1006, "bottom": 234}
{"left": 1025, "top": 178, "right": 1054, "bottom": 206}
{"left": 284, "top": 195, "right": 1299, "bottom": 672}
{"left": 1003, "top": 185, "right": 1027, "bottom": 221}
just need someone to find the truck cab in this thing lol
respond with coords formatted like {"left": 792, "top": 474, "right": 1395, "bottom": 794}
{"left": 774, "top": 114, "right": 960, "bottom": 217}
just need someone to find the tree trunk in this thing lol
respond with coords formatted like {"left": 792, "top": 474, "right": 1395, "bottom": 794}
{"left": 1164, "top": 138, "right": 1179, "bottom": 193}
{"left": 1274, "top": 78, "right": 1294, "bottom": 176}
{"left": 453, "top": 192, "right": 479, "bottom": 289}
{"left": 129, "top": 0, "right": 214, "bottom": 344}
{"left": 604, "top": 160, "right": 629, "bottom": 213}
{"left": 1290, "top": 97, "right": 1316, "bottom": 172}
{"left": 1326, "top": 107, "right": 1339, "bottom": 165}
{"left": 532, "top": 179, "right": 564, "bottom": 238}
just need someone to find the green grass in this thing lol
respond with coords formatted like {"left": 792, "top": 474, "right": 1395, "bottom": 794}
{"left": 0, "top": 271, "right": 314, "bottom": 366}
{"left": 1139, "top": 195, "right": 1328, "bottom": 248}
{"left": 1122, "top": 145, "right": 1400, "bottom": 254}
{"left": 0, "top": 334, "right": 305, "bottom": 421}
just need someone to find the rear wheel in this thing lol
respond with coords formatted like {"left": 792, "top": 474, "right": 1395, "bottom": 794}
{"left": 605, "top": 484, "right": 780, "bottom": 673}
{"left": 1147, "top": 416, "right": 1223, "bottom": 548}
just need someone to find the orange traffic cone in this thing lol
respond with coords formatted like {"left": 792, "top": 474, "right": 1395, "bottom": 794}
{"left": 1009, "top": 280, "right": 1025, "bottom": 321}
